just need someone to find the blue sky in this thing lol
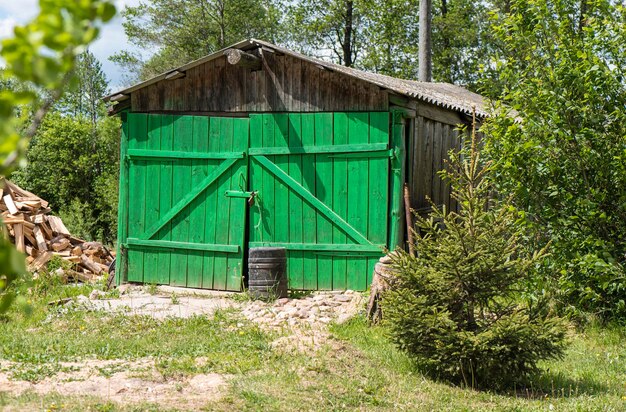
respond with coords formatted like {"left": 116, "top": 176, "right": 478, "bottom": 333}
{"left": 0, "top": 0, "right": 144, "bottom": 90}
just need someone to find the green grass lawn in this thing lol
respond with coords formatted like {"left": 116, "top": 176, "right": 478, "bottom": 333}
{"left": 1, "top": 281, "right": 625, "bottom": 411}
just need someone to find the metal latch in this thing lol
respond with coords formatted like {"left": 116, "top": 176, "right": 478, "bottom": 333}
{"left": 224, "top": 190, "right": 257, "bottom": 206}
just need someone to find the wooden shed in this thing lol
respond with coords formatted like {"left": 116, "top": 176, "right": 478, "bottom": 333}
{"left": 104, "top": 39, "right": 486, "bottom": 292}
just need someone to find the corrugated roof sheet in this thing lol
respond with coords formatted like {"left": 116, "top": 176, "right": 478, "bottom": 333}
{"left": 104, "top": 38, "right": 488, "bottom": 117}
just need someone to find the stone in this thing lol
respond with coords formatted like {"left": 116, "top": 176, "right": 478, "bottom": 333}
{"left": 334, "top": 295, "right": 352, "bottom": 303}
{"left": 318, "top": 317, "right": 332, "bottom": 324}
{"left": 117, "top": 284, "right": 131, "bottom": 295}
{"left": 335, "top": 313, "right": 353, "bottom": 325}
{"left": 296, "top": 309, "right": 309, "bottom": 318}
{"left": 284, "top": 307, "right": 298, "bottom": 315}
{"left": 276, "top": 298, "right": 290, "bottom": 306}
{"left": 325, "top": 301, "right": 342, "bottom": 307}
{"left": 89, "top": 289, "right": 105, "bottom": 300}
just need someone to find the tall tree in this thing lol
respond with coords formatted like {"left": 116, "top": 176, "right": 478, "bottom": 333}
{"left": 284, "top": 0, "right": 363, "bottom": 66}
{"left": 111, "top": 0, "right": 283, "bottom": 81}
{"left": 431, "top": 0, "right": 491, "bottom": 88}
{"left": 57, "top": 50, "right": 109, "bottom": 129}
{"left": 359, "top": 0, "right": 420, "bottom": 78}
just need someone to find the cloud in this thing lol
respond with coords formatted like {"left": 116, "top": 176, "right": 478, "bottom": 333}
{"left": 0, "top": 16, "right": 17, "bottom": 38}
{"left": 91, "top": 0, "right": 148, "bottom": 88}
{"left": 0, "top": 0, "right": 146, "bottom": 88}
{"left": 0, "top": 1, "right": 38, "bottom": 22}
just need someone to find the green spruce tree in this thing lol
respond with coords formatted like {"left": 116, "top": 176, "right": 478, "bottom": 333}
{"left": 383, "top": 115, "right": 566, "bottom": 389}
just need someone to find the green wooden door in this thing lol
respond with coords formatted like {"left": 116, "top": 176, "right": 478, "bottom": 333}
{"left": 120, "top": 113, "right": 248, "bottom": 291}
{"left": 247, "top": 112, "right": 390, "bottom": 291}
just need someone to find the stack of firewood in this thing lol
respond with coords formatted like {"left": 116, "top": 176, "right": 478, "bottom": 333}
{"left": 0, "top": 178, "right": 114, "bottom": 283}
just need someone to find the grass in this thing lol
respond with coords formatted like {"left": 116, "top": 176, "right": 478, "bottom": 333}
{"left": 1, "top": 275, "right": 626, "bottom": 411}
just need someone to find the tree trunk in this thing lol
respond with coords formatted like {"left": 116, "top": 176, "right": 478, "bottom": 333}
{"left": 342, "top": 1, "right": 354, "bottom": 67}
{"left": 579, "top": 0, "right": 588, "bottom": 33}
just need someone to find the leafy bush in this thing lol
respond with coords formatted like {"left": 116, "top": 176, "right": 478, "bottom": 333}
{"left": 483, "top": 0, "right": 626, "bottom": 321}
{"left": 383, "top": 123, "right": 567, "bottom": 389}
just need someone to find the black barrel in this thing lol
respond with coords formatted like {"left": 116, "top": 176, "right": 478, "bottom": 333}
{"left": 248, "top": 247, "right": 288, "bottom": 300}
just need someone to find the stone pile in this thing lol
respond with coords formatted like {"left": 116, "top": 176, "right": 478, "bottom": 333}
{"left": 241, "top": 290, "right": 364, "bottom": 328}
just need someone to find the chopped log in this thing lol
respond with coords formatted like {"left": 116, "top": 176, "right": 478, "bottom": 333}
{"left": 47, "top": 216, "right": 71, "bottom": 236}
{"left": 80, "top": 254, "right": 102, "bottom": 275}
{"left": 71, "top": 246, "right": 82, "bottom": 256}
{"left": 3, "top": 179, "right": 48, "bottom": 208}
{"left": 52, "top": 250, "right": 71, "bottom": 257}
{"left": 62, "top": 256, "right": 81, "bottom": 264}
{"left": 33, "top": 226, "right": 48, "bottom": 251}
{"left": 67, "top": 270, "right": 94, "bottom": 283}
{"left": 25, "top": 245, "right": 36, "bottom": 257}
{"left": 69, "top": 235, "right": 87, "bottom": 245}
{"left": 3, "top": 195, "right": 18, "bottom": 215}
{"left": 51, "top": 237, "right": 70, "bottom": 252}
{"left": 39, "top": 221, "right": 53, "bottom": 239}
{"left": 29, "top": 251, "right": 53, "bottom": 272}
{"left": 14, "top": 223, "right": 24, "bottom": 253}
{"left": 224, "top": 48, "right": 262, "bottom": 70}
{"left": 2, "top": 213, "right": 24, "bottom": 224}
{"left": 24, "top": 231, "right": 37, "bottom": 247}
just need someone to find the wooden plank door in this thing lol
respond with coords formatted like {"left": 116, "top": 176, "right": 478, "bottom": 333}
{"left": 119, "top": 113, "right": 249, "bottom": 291}
{"left": 248, "top": 112, "right": 390, "bottom": 291}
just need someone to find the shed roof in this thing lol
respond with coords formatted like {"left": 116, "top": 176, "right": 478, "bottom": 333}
{"left": 104, "top": 39, "right": 488, "bottom": 117}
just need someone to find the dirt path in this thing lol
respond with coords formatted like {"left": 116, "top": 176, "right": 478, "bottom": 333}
{"left": 1, "top": 287, "right": 365, "bottom": 409}
{"left": 0, "top": 358, "right": 227, "bottom": 409}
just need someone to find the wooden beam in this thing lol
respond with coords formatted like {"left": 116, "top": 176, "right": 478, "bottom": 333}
{"left": 127, "top": 149, "right": 244, "bottom": 160}
{"left": 224, "top": 48, "right": 262, "bottom": 70}
{"left": 389, "top": 94, "right": 418, "bottom": 110}
{"left": 127, "top": 238, "right": 239, "bottom": 253}
{"left": 109, "top": 93, "right": 129, "bottom": 102}
{"left": 248, "top": 242, "right": 384, "bottom": 253}
{"left": 248, "top": 142, "right": 388, "bottom": 156}
{"left": 416, "top": 102, "right": 464, "bottom": 126}
{"left": 165, "top": 70, "right": 186, "bottom": 80}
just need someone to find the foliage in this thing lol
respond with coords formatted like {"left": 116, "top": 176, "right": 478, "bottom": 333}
{"left": 13, "top": 113, "right": 120, "bottom": 243}
{"left": 382, "top": 122, "right": 566, "bottom": 388}
{"left": 0, "top": 0, "right": 115, "bottom": 311}
{"left": 483, "top": 0, "right": 626, "bottom": 321}
{"left": 111, "top": 0, "right": 283, "bottom": 81}
{"left": 431, "top": 0, "right": 492, "bottom": 88}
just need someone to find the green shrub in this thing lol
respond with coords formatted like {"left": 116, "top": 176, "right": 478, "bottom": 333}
{"left": 382, "top": 122, "right": 567, "bottom": 389}
{"left": 482, "top": 0, "right": 626, "bottom": 322}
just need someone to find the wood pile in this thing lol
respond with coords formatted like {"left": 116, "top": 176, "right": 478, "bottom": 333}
{"left": 0, "top": 178, "right": 114, "bottom": 283}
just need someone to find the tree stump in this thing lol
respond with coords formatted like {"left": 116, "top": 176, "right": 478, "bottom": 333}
{"left": 366, "top": 253, "right": 399, "bottom": 323}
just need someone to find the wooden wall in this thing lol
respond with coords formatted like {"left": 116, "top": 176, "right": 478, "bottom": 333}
{"left": 130, "top": 53, "right": 389, "bottom": 113}
{"left": 407, "top": 110, "right": 465, "bottom": 215}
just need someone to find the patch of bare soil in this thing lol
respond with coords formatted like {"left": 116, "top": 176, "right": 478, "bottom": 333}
{"left": 0, "top": 358, "right": 227, "bottom": 409}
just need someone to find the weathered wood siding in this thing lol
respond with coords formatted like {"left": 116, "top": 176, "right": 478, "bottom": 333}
{"left": 408, "top": 109, "right": 464, "bottom": 214}
{"left": 130, "top": 54, "right": 389, "bottom": 113}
